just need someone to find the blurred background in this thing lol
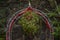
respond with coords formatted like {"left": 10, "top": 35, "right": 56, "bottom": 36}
{"left": 0, "top": 0, "right": 60, "bottom": 40}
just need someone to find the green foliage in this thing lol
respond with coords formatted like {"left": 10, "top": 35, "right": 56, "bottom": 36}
{"left": 18, "top": 11, "right": 40, "bottom": 35}
{"left": 0, "top": 38, "right": 4, "bottom": 40}
{"left": 47, "top": 12, "right": 58, "bottom": 17}
{"left": 47, "top": 4, "right": 60, "bottom": 39}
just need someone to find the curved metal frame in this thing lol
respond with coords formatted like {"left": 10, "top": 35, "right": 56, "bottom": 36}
{"left": 6, "top": 6, "right": 53, "bottom": 40}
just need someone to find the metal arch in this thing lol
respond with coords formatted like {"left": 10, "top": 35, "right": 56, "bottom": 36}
{"left": 6, "top": 6, "right": 53, "bottom": 40}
